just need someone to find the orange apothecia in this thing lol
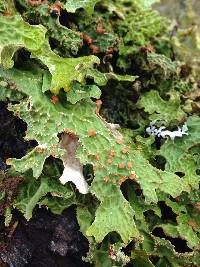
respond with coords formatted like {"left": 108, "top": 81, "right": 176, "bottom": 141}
{"left": 109, "top": 150, "right": 116, "bottom": 157}
{"left": 118, "top": 163, "right": 125, "bottom": 169}
{"left": 3, "top": 11, "right": 12, "bottom": 16}
{"left": 49, "top": 1, "right": 62, "bottom": 16}
{"left": 93, "top": 165, "right": 97, "bottom": 171}
{"left": 28, "top": 0, "right": 42, "bottom": 6}
{"left": 140, "top": 45, "right": 155, "bottom": 54}
{"left": 195, "top": 202, "right": 200, "bottom": 211}
{"left": 175, "top": 196, "right": 181, "bottom": 203}
{"left": 118, "top": 176, "right": 127, "bottom": 185}
{"left": 187, "top": 220, "right": 197, "bottom": 230}
{"left": 90, "top": 44, "right": 100, "bottom": 54}
{"left": 103, "top": 176, "right": 109, "bottom": 183}
{"left": 127, "top": 162, "right": 133, "bottom": 169}
{"left": 188, "top": 220, "right": 197, "bottom": 230}
{"left": 107, "top": 159, "right": 112, "bottom": 164}
{"left": 36, "top": 146, "right": 46, "bottom": 153}
{"left": 130, "top": 173, "right": 137, "bottom": 181}
{"left": 96, "top": 20, "right": 105, "bottom": 34}
{"left": 51, "top": 95, "right": 59, "bottom": 104}
{"left": 88, "top": 129, "right": 97, "bottom": 137}
{"left": 95, "top": 154, "right": 100, "bottom": 161}
{"left": 78, "top": 32, "right": 84, "bottom": 39}
{"left": 95, "top": 99, "right": 102, "bottom": 115}
{"left": 122, "top": 147, "right": 129, "bottom": 154}
{"left": 77, "top": 32, "right": 93, "bottom": 44}
{"left": 116, "top": 139, "right": 123, "bottom": 145}
{"left": 83, "top": 34, "right": 93, "bottom": 45}
{"left": 112, "top": 179, "right": 117, "bottom": 185}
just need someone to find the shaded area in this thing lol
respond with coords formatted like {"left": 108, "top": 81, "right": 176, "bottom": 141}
{"left": 0, "top": 102, "right": 36, "bottom": 170}
{"left": 152, "top": 227, "right": 192, "bottom": 253}
{"left": 0, "top": 207, "right": 91, "bottom": 267}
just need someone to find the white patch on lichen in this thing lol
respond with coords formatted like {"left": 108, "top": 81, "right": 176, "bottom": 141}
{"left": 59, "top": 133, "right": 89, "bottom": 194}
{"left": 104, "top": 122, "right": 124, "bottom": 141}
{"left": 146, "top": 120, "right": 188, "bottom": 140}
{"left": 49, "top": 65, "right": 56, "bottom": 73}
{"left": 37, "top": 144, "right": 47, "bottom": 149}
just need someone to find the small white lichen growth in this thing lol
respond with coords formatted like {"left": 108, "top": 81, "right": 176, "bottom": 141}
{"left": 59, "top": 133, "right": 89, "bottom": 194}
{"left": 108, "top": 245, "right": 130, "bottom": 266}
{"left": 146, "top": 120, "right": 188, "bottom": 140}
{"left": 37, "top": 143, "right": 47, "bottom": 149}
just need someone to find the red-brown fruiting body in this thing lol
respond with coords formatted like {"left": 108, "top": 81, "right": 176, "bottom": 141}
{"left": 195, "top": 202, "right": 200, "bottom": 211}
{"left": 88, "top": 129, "right": 97, "bottom": 137}
{"left": 96, "top": 99, "right": 102, "bottom": 106}
{"left": 103, "top": 176, "right": 109, "bottom": 183}
{"left": 28, "top": 0, "right": 42, "bottom": 6}
{"left": 116, "top": 139, "right": 123, "bottom": 145}
{"left": 118, "top": 163, "right": 125, "bottom": 169}
{"left": 188, "top": 220, "right": 197, "bottom": 230}
{"left": 95, "top": 99, "right": 102, "bottom": 115}
{"left": 112, "top": 179, "right": 117, "bottom": 184}
{"left": 118, "top": 176, "right": 127, "bottom": 185}
{"left": 130, "top": 173, "right": 137, "bottom": 181}
{"left": 127, "top": 162, "right": 133, "bottom": 169}
{"left": 36, "top": 147, "right": 45, "bottom": 153}
{"left": 83, "top": 34, "right": 93, "bottom": 44}
{"left": 3, "top": 11, "right": 12, "bottom": 16}
{"left": 49, "top": 1, "right": 62, "bottom": 16}
{"left": 51, "top": 95, "right": 59, "bottom": 104}
{"left": 122, "top": 148, "right": 129, "bottom": 154}
{"left": 90, "top": 44, "right": 100, "bottom": 54}
{"left": 175, "top": 196, "right": 181, "bottom": 203}
{"left": 109, "top": 150, "right": 116, "bottom": 157}
{"left": 107, "top": 159, "right": 112, "bottom": 164}
{"left": 140, "top": 45, "right": 155, "bottom": 53}
{"left": 95, "top": 154, "right": 100, "bottom": 161}
{"left": 96, "top": 24, "right": 105, "bottom": 34}
{"left": 78, "top": 32, "right": 84, "bottom": 39}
